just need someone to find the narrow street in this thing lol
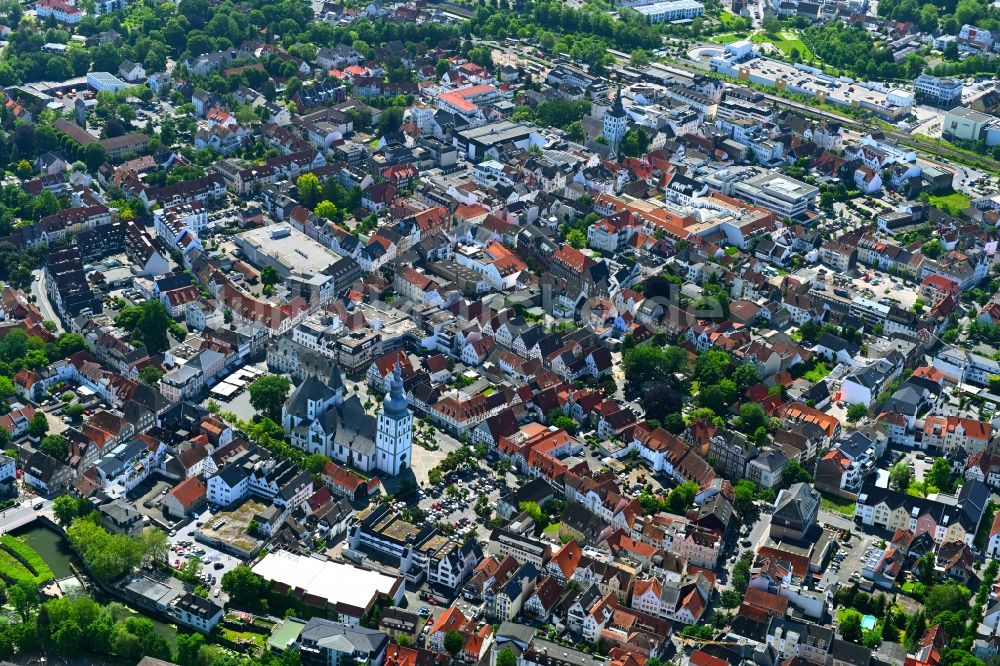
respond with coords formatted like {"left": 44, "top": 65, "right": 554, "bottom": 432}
{"left": 30, "top": 269, "right": 63, "bottom": 333}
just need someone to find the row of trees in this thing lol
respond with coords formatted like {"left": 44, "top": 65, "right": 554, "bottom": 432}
{"left": 66, "top": 516, "right": 167, "bottom": 582}
{"left": 0, "top": 328, "right": 86, "bottom": 379}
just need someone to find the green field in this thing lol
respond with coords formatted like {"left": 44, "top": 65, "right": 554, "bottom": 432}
{"left": 927, "top": 191, "right": 972, "bottom": 216}
{"left": 819, "top": 491, "right": 856, "bottom": 517}
{"left": 750, "top": 30, "right": 815, "bottom": 61}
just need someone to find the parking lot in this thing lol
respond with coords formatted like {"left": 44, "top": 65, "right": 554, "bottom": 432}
{"left": 132, "top": 476, "right": 176, "bottom": 529}
{"left": 815, "top": 530, "right": 879, "bottom": 599}
{"left": 167, "top": 508, "right": 244, "bottom": 601}
{"left": 414, "top": 462, "right": 509, "bottom": 541}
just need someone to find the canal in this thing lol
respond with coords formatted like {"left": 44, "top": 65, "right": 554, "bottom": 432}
{"left": 15, "top": 523, "right": 75, "bottom": 579}
{"left": 11, "top": 523, "right": 180, "bottom": 646}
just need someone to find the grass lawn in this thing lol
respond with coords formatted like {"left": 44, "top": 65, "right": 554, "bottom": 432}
{"left": 750, "top": 30, "right": 815, "bottom": 61}
{"left": 542, "top": 523, "right": 562, "bottom": 536}
{"left": 819, "top": 491, "right": 856, "bottom": 517}
{"left": 900, "top": 581, "right": 926, "bottom": 601}
{"left": 927, "top": 191, "right": 972, "bottom": 216}
{"left": 717, "top": 10, "right": 746, "bottom": 29}
{"left": 711, "top": 32, "right": 748, "bottom": 44}
{"left": 220, "top": 627, "right": 268, "bottom": 648}
{"left": 802, "top": 362, "right": 831, "bottom": 383}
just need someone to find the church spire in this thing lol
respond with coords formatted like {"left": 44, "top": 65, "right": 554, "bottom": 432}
{"left": 382, "top": 359, "right": 408, "bottom": 419}
{"left": 612, "top": 84, "right": 625, "bottom": 116}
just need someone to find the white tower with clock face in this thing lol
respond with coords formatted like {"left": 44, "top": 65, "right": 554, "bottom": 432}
{"left": 376, "top": 361, "right": 412, "bottom": 476}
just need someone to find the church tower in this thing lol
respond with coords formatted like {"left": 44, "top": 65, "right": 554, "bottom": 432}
{"left": 603, "top": 85, "right": 627, "bottom": 158}
{"left": 376, "top": 362, "right": 412, "bottom": 476}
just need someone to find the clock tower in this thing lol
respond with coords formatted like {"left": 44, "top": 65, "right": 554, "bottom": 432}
{"left": 376, "top": 362, "right": 412, "bottom": 476}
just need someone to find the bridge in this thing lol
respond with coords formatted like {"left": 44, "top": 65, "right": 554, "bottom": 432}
{"left": 0, "top": 500, "right": 53, "bottom": 535}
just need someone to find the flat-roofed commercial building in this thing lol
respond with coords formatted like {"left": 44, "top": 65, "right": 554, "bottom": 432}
{"left": 252, "top": 550, "right": 404, "bottom": 623}
{"left": 234, "top": 224, "right": 342, "bottom": 277}
{"left": 632, "top": 0, "right": 704, "bottom": 22}
{"left": 733, "top": 172, "right": 817, "bottom": 220}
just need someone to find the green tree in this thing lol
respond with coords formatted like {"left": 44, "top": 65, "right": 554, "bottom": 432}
{"left": 66, "top": 519, "right": 144, "bottom": 582}
{"left": 8, "top": 580, "right": 39, "bottom": 622}
{"left": 782, "top": 459, "right": 813, "bottom": 486}
{"left": 519, "top": 501, "right": 548, "bottom": 529}
{"left": 666, "top": 480, "right": 698, "bottom": 515}
{"left": 39, "top": 435, "right": 68, "bottom": 460}
{"left": 840, "top": 609, "right": 863, "bottom": 641}
{"left": 619, "top": 128, "right": 650, "bottom": 157}
{"left": 27, "top": 411, "right": 48, "bottom": 438}
{"left": 629, "top": 48, "right": 651, "bottom": 68}
{"left": 116, "top": 301, "right": 174, "bottom": 354}
{"left": 52, "top": 495, "right": 79, "bottom": 527}
{"left": 546, "top": 409, "right": 579, "bottom": 435}
{"left": 927, "top": 457, "right": 953, "bottom": 492}
{"left": 846, "top": 403, "right": 867, "bottom": 423}
{"left": 566, "top": 228, "right": 586, "bottom": 249}
{"left": 733, "top": 479, "right": 758, "bottom": 513}
{"left": 737, "top": 403, "right": 768, "bottom": 434}
{"left": 922, "top": 239, "right": 943, "bottom": 259}
{"left": 176, "top": 632, "right": 206, "bottom": 666}
{"left": 696, "top": 380, "right": 737, "bottom": 415}
{"left": 565, "top": 120, "right": 584, "bottom": 143}
{"left": 720, "top": 589, "right": 742, "bottom": 609}
{"left": 925, "top": 581, "right": 970, "bottom": 617}
{"left": 139, "top": 365, "right": 163, "bottom": 387}
{"left": 731, "top": 363, "right": 760, "bottom": 391}
{"left": 889, "top": 461, "right": 912, "bottom": 491}
{"left": 315, "top": 200, "right": 339, "bottom": 220}
{"left": 497, "top": 647, "right": 518, "bottom": 666}
{"left": 82, "top": 143, "right": 106, "bottom": 171}
{"left": 622, "top": 345, "right": 673, "bottom": 389}
{"left": 732, "top": 551, "right": 754, "bottom": 592}
{"left": 443, "top": 630, "right": 464, "bottom": 657}
{"left": 247, "top": 374, "right": 292, "bottom": 421}
{"left": 260, "top": 265, "right": 280, "bottom": 288}
{"left": 693, "top": 349, "right": 732, "bottom": 384}
{"left": 221, "top": 565, "right": 267, "bottom": 609}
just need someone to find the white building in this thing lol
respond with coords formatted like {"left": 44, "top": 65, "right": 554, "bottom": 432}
{"left": 86, "top": 71, "right": 127, "bottom": 92}
{"left": 631, "top": 0, "right": 704, "bottom": 22}
{"left": 733, "top": 172, "right": 818, "bottom": 219}
{"left": 207, "top": 464, "right": 249, "bottom": 507}
{"left": 153, "top": 201, "right": 207, "bottom": 266}
{"left": 36, "top": 0, "right": 81, "bottom": 24}
{"left": 171, "top": 593, "right": 223, "bottom": 633}
{"left": 0, "top": 454, "right": 15, "bottom": 484}
{"left": 914, "top": 74, "right": 964, "bottom": 108}
{"left": 603, "top": 88, "right": 628, "bottom": 156}
{"left": 375, "top": 363, "right": 413, "bottom": 477}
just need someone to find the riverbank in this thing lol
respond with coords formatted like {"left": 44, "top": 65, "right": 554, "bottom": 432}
{"left": 10, "top": 520, "right": 181, "bottom": 650}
